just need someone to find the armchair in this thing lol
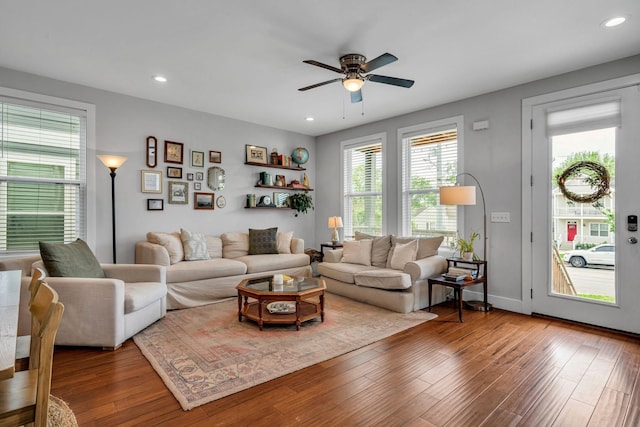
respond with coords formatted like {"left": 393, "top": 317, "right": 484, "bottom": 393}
{"left": 0, "top": 256, "right": 167, "bottom": 350}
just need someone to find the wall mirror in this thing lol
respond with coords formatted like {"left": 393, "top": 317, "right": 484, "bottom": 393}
{"left": 207, "top": 166, "right": 225, "bottom": 191}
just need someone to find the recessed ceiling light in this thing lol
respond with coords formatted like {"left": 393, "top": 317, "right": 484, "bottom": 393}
{"left": 153, "top": 75, "right": 167, "bottom": 83}
{"left": 305, "top": 117, "right": 315, "bottom": 122}
{"left": 602, "top": 16, "right": 628, "bottom": 28}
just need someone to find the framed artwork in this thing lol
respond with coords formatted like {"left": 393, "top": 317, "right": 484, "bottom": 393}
{"left": 141, "top": 170, "right": 162, "bottom": 193}
{"left": 168, "top": 181, "right": 189, "bottom": 204}
{"left": 191, "top": 150, "right": 205, "bottom": 167}
{"left": 275, "top": 174, "right": 286, "bottom": 186}
{"left": 164, "top": 140, "right": 184, "bottom": 164}
{"left": 216, "top": 195, "right": 226, "bottom": 208}
{"left": 186, "top": 173, "right": 194, "bottom": 181}
{"left": 194, "top": 182, "right": 201, "bottom": 190}
{"left": 194, "top": 192, "right": 215, "bottom": 210}
{"left": 147, "top": 199, "right": 164, "bottom": 211}
{"left": 273, "top": 192, "right": 289, "bottom": 208}
{"left": 167, "top": 166, "right": 182, "bottom": 179}
{"left": 245, "top": 145, "right": 267, "bottom": 164}
{"left": 195, "top": 172, "right": 204, "bottom": 181}
{"left": 209, "top": 150, "right": 222, "bottom": 163}
{"left": 146, "top": 136, "right": 157, "bottom": 168}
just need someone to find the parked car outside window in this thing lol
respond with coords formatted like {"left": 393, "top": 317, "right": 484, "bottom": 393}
{"left": 565, "top": 244, "right": 615, "bottom": 268}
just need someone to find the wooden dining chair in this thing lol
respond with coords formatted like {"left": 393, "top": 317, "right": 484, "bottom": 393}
{"left": 0, "top": 281, "right": 64, "bottom": 427}
{"left": 14, "top": 268, "right": 46, "bottom": 371}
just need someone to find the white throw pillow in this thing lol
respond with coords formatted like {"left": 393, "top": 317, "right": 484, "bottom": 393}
{"left": 180, "top": 229, "right": 210, "bottom": 261}
{"left": 277, "top": 231, "right": 294, "bottom": 254}
{"left": 389, "top": 239, "right": 418, "bottom": 270}
{"left": 147, "top": 231, "right": 184, "bottom": 264}
{"left": 341, "top": 239, "right": 372, "bottom": 266}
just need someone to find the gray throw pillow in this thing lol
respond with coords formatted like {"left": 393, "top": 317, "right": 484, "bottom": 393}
{"left": 248, "top": 227, "right": 279, "bottom": 255}
{"left": 355, "top": 231, "right": 391, "bottom": 268}
{"left": 39, "top": 238, "right": 105, "bottom": 278}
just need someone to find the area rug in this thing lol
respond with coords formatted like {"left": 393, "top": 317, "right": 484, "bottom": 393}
{"left": 133, "top": 294, "right": 437, "bottom": 410}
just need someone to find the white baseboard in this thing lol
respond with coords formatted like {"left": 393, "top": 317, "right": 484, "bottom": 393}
{"left": 462, "top": 290, "right": 526, "bottom": 314}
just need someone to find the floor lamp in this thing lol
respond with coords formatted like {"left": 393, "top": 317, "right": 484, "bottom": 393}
{"left": 439, "top": 173, "right": 491, "bottom": 311}
{"left": 97, "top": 155, "right": 127, "bottom": 264}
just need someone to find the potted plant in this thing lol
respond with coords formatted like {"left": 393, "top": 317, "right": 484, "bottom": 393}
{"left": 455, "top": 231, "right": 480, "bottom": 260}
{"left": 288, "top": 191, "right": 314, "bottom": 217}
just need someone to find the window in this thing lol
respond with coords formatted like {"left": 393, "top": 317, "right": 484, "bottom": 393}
{"left": 399, "top": 117, "right": 463, "bottom": 246}
{"left": 341, "top": 134, "right": 385, "bottom": 238}
{"left": 0, "top": 94, "right": 89, "bottom": 253}
{"left": 590, "top": 223, "right": 609, "bottom": 237}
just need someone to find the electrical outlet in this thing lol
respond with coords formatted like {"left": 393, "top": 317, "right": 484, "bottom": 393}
{"left": 491, "top": 212, "right": 510, "bottom": 223}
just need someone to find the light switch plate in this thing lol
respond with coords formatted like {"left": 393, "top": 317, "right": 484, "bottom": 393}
{"left": 491, "top": 212, "right": 510, "bottom": 223}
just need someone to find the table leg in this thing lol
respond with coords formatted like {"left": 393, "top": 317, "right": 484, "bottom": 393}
{"left": 296, "top": 300, "right": 301, "bottom": 331}
{"left": 258, "top": 300, "right": 264, "bottom": 331}
{"left": 320, "top": 293, "right": 325, "bottom": 322}
{"left": 237, "top": 294, "right": 242, "bottom": 321}
{"left": 458, "top": 288, "right": 464, "bottom": 322}
{"left": 428, "top": 281, "right": 433, "bottom": 312}
{"left": 484, "top": 280, "right": 488, "bottom": 312}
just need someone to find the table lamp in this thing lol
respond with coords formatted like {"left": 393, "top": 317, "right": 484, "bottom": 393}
{"left": 328, "top": 216, "right": 343, "bottom": 244}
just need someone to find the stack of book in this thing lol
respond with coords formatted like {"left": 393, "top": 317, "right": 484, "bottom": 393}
{"left": 442, "top": 267, "right": 476, "bottom": 281}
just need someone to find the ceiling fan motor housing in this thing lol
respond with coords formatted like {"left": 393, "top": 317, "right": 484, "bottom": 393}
{"left": 340, "top": 54, "right": 366, "bottom": 73}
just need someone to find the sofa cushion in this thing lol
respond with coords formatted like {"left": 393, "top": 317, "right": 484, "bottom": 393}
{"left": 341, "top": 239, "right": 372, "bottom": 266}
{"left": 235, "top": 253, "right": 310, "bottom": 274}
{"left": 388, "top": 236, "right": 444, "bottom": 267}
{"left": 221, "top": 232, "right": 250, "bottom": 258}
{"left": 124, "top": 282, "right": 167, "bottom": 314}
{"left": 277, "top": 231, "right": 294, "bottom": 254}
{"left": 354, "top": 269, "right": 412, "bottom": 290}
{"left": 147, "top": 231, "right": 184, "bottom": 264}
{"left": 389, "top": 239, "right": 418, "bottom": 270}
{"left": 355, "top": 232, "right": 392, "bottom": 268}
{"left": 180, "top": 229, "right": 210, "bottom": 261}
{"left": 205, "top": 236, "right": 223, "bottom": 259}
{"left": 318, "top": 262, "right": 378, "bottom": 284}
{"left": 39, "top": 238, "right": 105, "bottom": 278}
{"left": 248, "top": 227, "right": 279, "bottom": 255}
{"left": 166, "top": 258, "right": 247, "bottom": 283}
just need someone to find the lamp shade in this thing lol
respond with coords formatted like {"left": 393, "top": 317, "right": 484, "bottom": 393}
{"left": 439, "top": 185, "right": 476, "bottom": 205}
{"left": 328, "top": 216, "right": 344, "bottom": 229}
{"left": 343, "top": 78, "right": 364, "bottom": 92}
{"left": 97, "top": 155, "right": 128, "bottom": 170}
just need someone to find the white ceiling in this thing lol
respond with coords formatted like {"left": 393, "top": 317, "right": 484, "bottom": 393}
{"left": 1, "top": 1, "right": 639, "bottom": 136}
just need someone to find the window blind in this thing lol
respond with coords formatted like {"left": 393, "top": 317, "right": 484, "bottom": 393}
{"left": 0, "top": 100, "right": 87, "bottom": 252}
{"left": 343, "top": 139, "right": 383, "bottom": 238}
{"left": 547, "top": 99, "right": 621, "bottom": 137}
{"left": 401, "top": 128, "right": 458, "bottom": 244}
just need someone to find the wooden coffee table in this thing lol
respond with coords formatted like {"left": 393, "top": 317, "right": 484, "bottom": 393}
{"left": 236, "top": 276, "right": 326, "bottom": 330}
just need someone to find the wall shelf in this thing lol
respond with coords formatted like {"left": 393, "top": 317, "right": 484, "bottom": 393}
{"left": 254, "top": 184, "right": 313, "bottom": 191}
{"left": 244, "top": 206, "right": 293, "bottom": 210}
{"left": 245, "top": 161, "right": 306, "bottom": 171}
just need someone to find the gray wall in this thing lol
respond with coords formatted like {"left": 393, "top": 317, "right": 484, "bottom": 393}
{"left": 0, "top": 67, "right": 316, "bottom": 263}
{"left": 315, "top": 54, "right": 640, "bottom": 311}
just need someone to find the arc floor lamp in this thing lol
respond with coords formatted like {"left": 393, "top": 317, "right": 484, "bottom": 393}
{"left": 97, "top": 154, "right": 128, "bottom": 263}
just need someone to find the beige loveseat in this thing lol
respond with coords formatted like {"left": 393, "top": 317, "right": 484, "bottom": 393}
{"left": 318, "top": 234, "right": 448, "bottom": 313}
{"left": 135, "top": 229, "right": 311, "bottom": 309}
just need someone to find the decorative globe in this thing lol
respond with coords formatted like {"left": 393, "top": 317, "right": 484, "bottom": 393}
{"left": 291, "top": 147, "right": 309, "bottom": 166}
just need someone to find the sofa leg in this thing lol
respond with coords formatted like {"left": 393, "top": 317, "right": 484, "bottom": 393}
{"left": 102, "top": 344, "right": 122, "bottom": 351}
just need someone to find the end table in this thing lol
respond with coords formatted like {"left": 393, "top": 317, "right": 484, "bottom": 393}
{"left": 427, "top": 258, "right": 488, "bottom": 322}
{"left": 319, "top": 242, "right": 343, "bottom": 261}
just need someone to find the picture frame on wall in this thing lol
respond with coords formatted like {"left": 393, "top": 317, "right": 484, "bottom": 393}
{"left": 141, "top": 170, "right": 162, "bottom": 193}
{"left": 167, "top": 166, "right": 182, "bottom": 179}
{"left": 168, "top": 181, "right": 189, "bottom": 204}
{"left": 195, "top": 172, "right": 204, "bottom": 181}
{"left": 164, "top": 140, "right": 184, "bottom": 164}
{"left": 245, "top": 144, "right": 267, "bottom": 164}
{"left": 186, "top": 173, "right": 194, "bottom": 181}
{"left": 209, "top": 150, "right": 222, "bottom": 163}
{"left": 191, "top": 150, "right": 205, "bottom": 167}
{"left": 194, "top": 192, "right": 215, "bottom": 210}
{"left": 147, "top": 199, "right": 164, "bottom": 211}
{"left": 273, "top": 192, "right": 289, "bottom": 208}
{"left": 194, "top": 182, "right": 201, "bottom": 190}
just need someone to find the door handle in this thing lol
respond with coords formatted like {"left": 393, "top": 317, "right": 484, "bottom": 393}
{"left": 628, "top": 237, "right": 638, "bottom": 244}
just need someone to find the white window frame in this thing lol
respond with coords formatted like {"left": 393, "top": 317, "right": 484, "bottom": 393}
{"left": 340, "top": 132, "right": 387, "bottom": 238}
{"left": 397, "top": 115, "right": 464, "bottom": 240}
{"left": 0, "top": 87, "right": 96, "bottom": 257}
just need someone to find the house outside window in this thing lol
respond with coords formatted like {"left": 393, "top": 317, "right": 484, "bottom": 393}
{"left": 399, "top": 116, "right": 462, "bottom": 247}
{"left": 590, "top": 223, "right": 609, "bottom": 237}
{"left": 0, "top": 95, "right": 89, "bottom": 254}
{"left": 341, "top": 133, "right": 385, "bottom": 239}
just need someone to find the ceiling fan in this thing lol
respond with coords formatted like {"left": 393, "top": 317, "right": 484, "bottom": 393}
{"left": 298, "top": 53, "right": 414, "bottom": 103}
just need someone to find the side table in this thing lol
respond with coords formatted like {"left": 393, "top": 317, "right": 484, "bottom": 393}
{"left": 427, "top": 259, "right": 487, "bottom": 322}
{"left": 319, "top": 242, "right": 343, "bottom": 261}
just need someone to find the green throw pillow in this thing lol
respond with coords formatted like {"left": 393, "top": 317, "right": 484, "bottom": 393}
{"left": 39, "top": 238, "right": 106, "bottom": 278}
{"left": 248, "top": 227, "right": 278, "bottom": 255}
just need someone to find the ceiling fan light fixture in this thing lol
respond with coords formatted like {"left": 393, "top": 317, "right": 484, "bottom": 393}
{"left": 343, "top": 77, "right": 364, "bottom": 92}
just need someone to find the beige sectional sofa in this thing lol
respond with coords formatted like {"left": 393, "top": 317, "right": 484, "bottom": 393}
{"left": 135, "top": 229, "right": 311, "bottom": 309}
{"left": 318, "top": 233, "right": 448, "bottom": 313}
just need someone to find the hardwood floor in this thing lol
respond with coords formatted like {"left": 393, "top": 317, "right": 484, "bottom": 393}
{"left": 50, "top": 304, "right": 640, "bottom": 426}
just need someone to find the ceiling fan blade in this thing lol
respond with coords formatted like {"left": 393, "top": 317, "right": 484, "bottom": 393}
{"left": 303, "top": 60, "right": 343, "bottom": 74}
{"left": 367, "top": 74, "right": 414, "bottom": 88}
{"left": 361, "top": 53, "right": 398, "bottom": 73}
{"left": 350, "top": 89, "right": 363, "bottom": 103}
{"left": 298, "top": 78, "right": 342, "bottom": 91}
